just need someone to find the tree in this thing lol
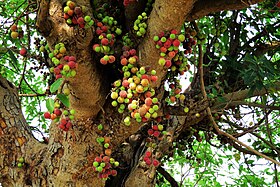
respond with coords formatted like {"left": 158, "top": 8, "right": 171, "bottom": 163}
{"left": 0, "top": 0, "right": 280, "bottom": 186}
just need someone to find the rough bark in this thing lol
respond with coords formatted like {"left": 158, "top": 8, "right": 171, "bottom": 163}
{"left": 0, "top": 75, "right": 46, "bottom": 186}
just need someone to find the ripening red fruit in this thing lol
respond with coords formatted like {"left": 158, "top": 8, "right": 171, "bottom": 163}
{"left": 105, "top": 149, "right": 112, "bottom": 156}
{"left": 121, "top": 58, "right": 128, "bottom": 66}
{"left": 66, "top": 122, "right": 72, "bottom": 128}
{"left": 119, "top": 90, "right": 127, "bottom": 98}
{"left": 58, "top": 124, "right": 65, "bottom": 130}
{"left": 152, "top": 125, "right": 158, "bottom": 131}
{"left": 165, "top": 60, "right": 172, "bottom": 68}
{"left": 111, "top": 170, "right": 117, "bottom": 176}
{"left": 56, "top": 74, "right": 62, "bottom": 79}
{"left": 68, "top": 56, "right": 76, "bottom": 61}
{"left": 100, "top": 58, "right": 107, "bottom": 65}
{"left": 101, "top": 38, "right": 109, "bottom": 46}
{"left": 60, "top": 118, "right": 67, "bottom": 125}
{"left": 170, "top": 96, "right": 176, "bottom": 103}
{"left": 54, "top": 109, "right": 62, "bottom": 116}
{"left": 68, "top": 61, "right": 76, "bottom": 69}
{"left": 145, "top": 158, "right": 152, "bottom": 165}
{"left": 145, "top": 98, "right": 152, "bottom": 106}
{"left": 129, "top": 49, "right": 136, "bottom": 56}
{"left": 108, "top": 55, "right": 116, "bottom": 63}
{"left": 95, "top": 156, "right": 102, "bottom": 163}
{"left": 170, "top": 29, "right": 177, "bottom": 34}
{"left": 64, "top": 13, "right": 69, "bottom": 19}
{"left": 160, "top": 47, "right": 167, "bottom": 53}
{"left": 44, "top": 112, "right": 51, "bottom": 119}
{"left": 54, "top": 67, "right": 60, "bottom": 75}
{"left": 145, "top": 151, "right": 152, "bottom": 158}
{"left": 10, "top": 24, "right": 17, "bottom": 32}
{"left": 152, "top": 159, "right": 160, "bottom": 167}
{"left": 101, "top": 26, "right": 108, "bottom": 32}
{"left": 151, "top": 75, "right": 158, "bottom": 82}
{"left": 173, "top": 39, "right": 180, "bottom": 47}
{"left": 77, "top": 17, "right": 85, "bottom": 25}
{"left": 153, "top": 131, "right": 160, "bottom": 137}
{"left": 168, "top": 51, "right": 176, "bottom": 58}
{"left": 164, "top": 40, "right": 171, "bottom": 48}
{"left": 20, "top": 48, "right": 27, "bottom": 56}
{"left": 122, "top": 79, "right": 129, "bottom": 87}
{"left": 50, "top": 113, "right": 57, "bottom": 120}
{"left": 103, "top": 156, "right": 110, "bottom": 163}
{"left": 147, "top": 129, "right": 154, "bottom": 136}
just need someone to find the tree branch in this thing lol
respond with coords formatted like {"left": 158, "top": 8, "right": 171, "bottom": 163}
{"left": 224, "top": 101, "right": 280, "bottom": 110}
{"left": 197, "top": 43, "right": 280, "bottom": 166}
{"left": 157, "top": 166, "right": 179, "bottom": 187}
{"left": 139, "top": 0, "right": 196, "bottom": 88}
{"left": 187, "top": 0, "right": 265, "bottom": 21}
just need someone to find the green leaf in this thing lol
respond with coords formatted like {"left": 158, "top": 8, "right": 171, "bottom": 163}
{"left": 8, "top": 49, "right": 18, "bottom": 66}
{"left": 46, "top": 98, "right": 55, "bottom": 113}
{"left": 50, "top": 78, "right": 63, "bottom": 93}
{"left": 57, "top": 93, "right": 70, "bottom": 108}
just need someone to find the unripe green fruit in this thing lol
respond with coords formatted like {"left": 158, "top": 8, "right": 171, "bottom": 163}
{"left": 63, "top": 110, "right": 69, "bottom": 115}
{"left": 63, "top": 88, "right": 70, "bottom": 96}
{"left": 64, "top": 6, "right": 70, "bottom": 13}
{"left": 97, "top": 124, "right": 103, "bottom": 130}
{"left": 115, "top": 28, "right": 122, "bottom": 35}
{"left": 18, "top": 157, "right": 24, "bottom": 163}
{"left": 93, "top": 161, "right": 99, "bottom": 167}
{"left": 69, "top": 115, "right": 75, "bottom": 120}
{"left": 84, "top": 16, "right": 91, "bottom": 22}
{"left": 18, "top": 163, "right": 23, "bottom": 168}
{"left": 170, "top": 33, "right": 176, "bottom": 39}
{"left": 111, "top": 92, "right": 118, "bottom": 99}
{"left": 124, "top": 116, "right": 130, "bottom": 123}
{"left": 104, "top": 143, "right": 110, "bottom": 148}
{"left": 161, "top": 37, "right": 166, "bottom": 42}
{"left": 111, "top": 101, "right": 118, "bottom": 107}
{"left": 39, "top": 46, "right": 45, "bottom": 52}
{"left": 184, "top": 107, "right": 189, "bottom": 113}
{"left": 158, "top": 124, "right": 163, "bottom": 131}
{"left": 178, "top": 34, "right": 185, "bottom": 42}
{"left": 63, "top": 65, "right": 70, "bottom": 71}
{"left": 152, "top": 98, "right": 158, "bottom": 103}
{"left": 114, "top": 161, "right": 119, "bottom": 167}
{"left": 70, "top": 109, "right": 76, "bottom": 115}
{"left": 151, "top": 70, "right": 156, "bottom": 75}
{"left": 152, "top": 105, "right": 159, "bottom": 111}
{"left": 139, "top": 27, "right": 146, "bottom": 34}
{"left": 96, "top": 166, "right": 103, "bottom": 172}
{"left": 70, "top": 70, "right": 76, "bottom": 77}
{"left": 67, "top": 19, "right": 72, "bottom": 24}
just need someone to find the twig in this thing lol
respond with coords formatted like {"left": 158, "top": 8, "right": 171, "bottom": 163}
{"left": 198, "top": 44, "right": 280, "bottom": 166}
{"left": 275, "top": 163, "right": 280, "bottom": 187}
{"left": 19, "top": 93, "right": 48, "bottom": 97}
